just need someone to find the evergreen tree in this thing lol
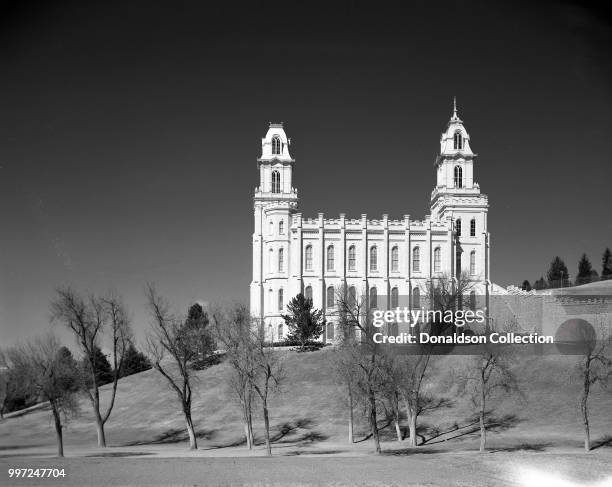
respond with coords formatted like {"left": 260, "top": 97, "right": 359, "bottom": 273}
{"left": 182, "top": 303, "right": 215, "bottom": 369}
{"left": 533, "top": 277, "right": 547, "bottom": 290}
{"left": 82, "top": 346, "right": 113, "bottom": 387}
{"left": 119, "top": 343, "right": 152, "bottom": 378}
{"left": 602, "top": 248, "right": 612, "bottom": 281}
{"left": 575, "top": 254, "right": 595, "bottom": 286}
{"left": 546, "top": 256, "right": 570, "bottom": 288}
{"left": 282, "top": 294, "right": 325, "bottom": 351}
{"left": 521, "top": 280, "right": 532, "bottom": 291}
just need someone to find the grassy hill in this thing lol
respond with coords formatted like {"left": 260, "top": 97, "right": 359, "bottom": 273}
{"left": 1, "top": 347, "right": 611, "bottom": 455}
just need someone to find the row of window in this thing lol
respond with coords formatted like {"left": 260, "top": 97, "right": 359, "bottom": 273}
{"left": 272, "top": 246, "right": 477, "bottom": 275}
{"left": 270, "top": 285, "right": 478, "bottom": 312}
{"left": 456, "top": 218, "right": 476, "bottom": 237}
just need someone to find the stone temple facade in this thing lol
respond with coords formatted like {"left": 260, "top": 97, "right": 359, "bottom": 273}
{"left": 250, "top": 101, "right": 491, "bottom": 342}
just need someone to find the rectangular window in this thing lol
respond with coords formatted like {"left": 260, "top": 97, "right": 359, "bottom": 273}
{"left": 348, "top": 246, "right": 356, "bottom": 271}
{"left": 391, "top": 247, "right": 399, "bottom": 272}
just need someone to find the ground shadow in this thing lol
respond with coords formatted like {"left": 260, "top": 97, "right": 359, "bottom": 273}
{"left": 489, "top": 442, "right": 552, "bottom": 453}
{"left": 420, "top": 413, "right": 523, "bottom": 446}
{"left": 0, "top": 444, "right": 46, "bottom": 451}
{"left": 382, "top": 447, "right": 450, "bottom": 456}
{"left": 123, "top": 427, "right": 218, "bottom": 446}
{"left": 84, "top": 451, "right": 155, "bottom": 458}
{"left": 592, "top": 435, "right": 612, "bottom": 450}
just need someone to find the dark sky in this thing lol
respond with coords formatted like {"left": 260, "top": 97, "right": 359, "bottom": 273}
{"left": 1, "top": 0, "right": 611, "bottom": 347}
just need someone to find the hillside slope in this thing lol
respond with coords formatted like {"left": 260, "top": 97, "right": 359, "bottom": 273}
{"left": 1, "top": 347, "right": 611, "bottom": 454}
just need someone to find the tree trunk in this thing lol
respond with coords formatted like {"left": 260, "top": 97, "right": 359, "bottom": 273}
{"left": 368, "top": 388, "right": 381, "bottom": 454}
{"left": 479, "top": 383, "right": 486, "bottom": 453}
{"left": 395, "top": 418, "right": 402, "bottom": 442}
{"left": 184, "top": 406, "right": 197, "bottom": 450}
{"left": 263, "top": 400, "right": 272, "bottom": 456}
{"left": 94, "top": 411, "right": 106, "bottom": 448}
{"left": 347, "top": 384, "right": 354, "bottom": 444}
{"left": 581, "top": 362, "right": 591, "bottom": 452}
{"left": 407, "top": 409, "right": 417, "bottom": 447}
{"left": 51, "top": 402, "right": 64, "bottom": 458}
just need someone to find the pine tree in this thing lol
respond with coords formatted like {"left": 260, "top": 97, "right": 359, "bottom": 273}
{"left": 602, "top": 248, "right": 612, "bottom": 281}
{"left": 282, "top": 294, "right": 325, "bottom": 351}
{"left": 533, "top": 277, "right": 547, "bottom": 290}
{"left": 119, "top": 343, "right": 152, "bottom": 378}
{"left": 575, "top": 254, "right": 595, "bottom": 286}
{"left": 546, "top": 256, "right": 570, "bottom": 288}
{"left": 521, "top": 280, "right": 532, "bottom": 291}
{"left": 82, "top": 346, "right": 113, "bottom": 387}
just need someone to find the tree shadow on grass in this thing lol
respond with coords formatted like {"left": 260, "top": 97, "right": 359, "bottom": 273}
{"left": 489, "top": 442, "right": 552, "bottom": 453}
{"left": 420, "top": 413, "right": 523, "bottom": 446}
{"left": 123, "top": 427, "right": 218, "bottom": 446}
{"left": 382, "top": 447, "right": 450, "bottom": 456}
{"left": 267, "top": 418, "right": 328, "bottom": 445}
{"left": 592, "top": 435, "right": 612, "bottom": 450}
{"left": 84, "top": 451, "right": 155, "bottom": 458}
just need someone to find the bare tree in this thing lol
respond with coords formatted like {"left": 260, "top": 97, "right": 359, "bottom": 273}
{"left": 457, "top": 345, "right": 519, "bottom": 453}
{"left": 145, "top": 284, "right": 214, "bottom": 450}
{"left": 213, "top": 303, "right": 256, "bottom": 449}
{"left": 329, "top": 339, "right": 360, "bottom": 444}
{"left": 335, "top": 285, "right": 385, "bottom": 454}
{"left": 574, "top": 321, "right": 612, "bottom": 452}
{"left": 250, "top": 326, "right": 285, "bottom": 456}
{"left": 3, "top": 335, "right": 80, "bottom": 457}
{"left": 0, "top": 365, "right": 7, "bottom": 420}
{"left": 50, "top": 287, "right": 131, "bottom": 447}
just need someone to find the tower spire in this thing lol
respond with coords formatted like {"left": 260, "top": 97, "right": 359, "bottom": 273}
{"left": 453, "top": 96, "right": 457, "bottom": 117}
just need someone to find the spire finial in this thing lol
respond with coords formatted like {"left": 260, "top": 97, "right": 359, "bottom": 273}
{"left": 453, "top": 96, "right": 457, "bottom": 117}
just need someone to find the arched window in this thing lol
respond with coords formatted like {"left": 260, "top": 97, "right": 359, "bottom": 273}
{"left": 278, "top": 323, "right": 283, "bottom": 340}
{"left": 272, "top": 136, "right": 281, "bottom": 155}
{"left": 434, "top": 247, "right": 441, "bottom": 273}
{"left": 456, "top": 249, "right": 462, "bottom": 276}
{"left": 326, "top": 322, "right": 335, "bottom": 340}
{"left": 271, "top": 170, "right": 281, "bottom": 193}
{"left": 456, "top": 219, "right": 462, "bottom": 237}
{"left": 269, "top": 248, "right": 273, "bottom": 272}
{"left": 453, "top": 131, "right": 463, "bottom": 150}
{"left": 269, "top": 220, "right": 273, "bottom": 235}
{"left": 470, "top": 250, "right": 476, "bottom": 275}
{"left": 278, "top": 288, "right": 284, "bottom": 311}
{"left": 369, "top": 287, "right": 377, "bottom": 309}
{"left": 470, "top": 218, "right": 476, "bottom": 237}
{"left": 391, "top": 287, "right": 399, "bottom": 308}
{"left": 278, "top": 248, "right": 284, "bottom": 272}
{"left": 370, "top": 246, "right": 378, "bottom": 272}
{"left": 412, "top": 246, "right": 420, "bottom": 272}
{"left": 391, "top": 246, "right": 399, "bottom": 272}
{"left": 327, "top": 286, "right": 335, "bottom": 307}
{"left": 327, "top": 245, "right": 335, "bottom": 271}
{"left": 304, "top": 285, "right": 313, "bottom": 301}
{"left": 470, "top": 290, "right": 477, "bottom": 311}
{"left": 412, "top": 287, "right": 420, "bottom": 308}
{"left": 279, "top": 220, "right": 284, "bottom": 234}
{"left": 268, "top": 288, "right": 273, "bottom": 311}
{"left": 454, "top": 165, "right": 463, "bottom": 188}
{"left": 348, "top": 286, "right": 357, "bottom": 307}
{"left": 305, "top": 245, "right": 313, "bottom": 271}
{"left": 348, "top": 245, "right": 356, "bottom": 271}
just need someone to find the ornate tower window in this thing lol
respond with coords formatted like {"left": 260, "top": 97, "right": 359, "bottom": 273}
{"left": 272, "top": 136, "right": 281, "bottom": 155}
{"left": 278, "top": 248, "right": 284, "bottom": 272}
{"left": 279, "top": 220, "right": 284, "bottom": 234}
{"left": 453, "top": 131, "right": 463, "bottom": 150}
{"left": 412, "top": 287, "right": 420, "bottom": 308}
{"left": 391, "top": 246, "right": 399, "bottom": 272}
{"left": 454, "top": 166, "right": 463, "bottom": 188}
{"left": 327, "top": 286, "right": 335, "bottom": 307}
{"left": 434, "top": 247, "right": 441, "bottom": 273}
{"left": 305, "top": 245, "right": 313, "bottom": 271}
{"left": 304, "top": 285, "right": 313, "bottom": 301}
{"left": 412, "top": 246, "right": 420, "bottom": 272}
{"left": 470, "top": 218, "right": 476, "bottom": 237}
{"left": 327, "top": 245, "right": 335, "bottom": 271}
{"left": 349, "top": 286, "right": 357, "bottom": 306}
{"left": 369, "top": 287, "right": 377, "bottom": 309}
{"left": 456, "top": 219, "right": 462, "bottom": 237}
{"left": 348, "top": 245, "right": 356, "bottom": 271}
{"left": 278, "top": 288, "right": 284, "bottom": 311}
{"left": 470, "top": 250, "right": 476, "bottom": 275}
{"left": 271, "top": 170, "right": 281, "bottom": 193}
{"left": 370, "top": 246, "right": 378, "bottom": 272}
{"left": 470, "top": 290, "right": 477, "bottom": 310}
